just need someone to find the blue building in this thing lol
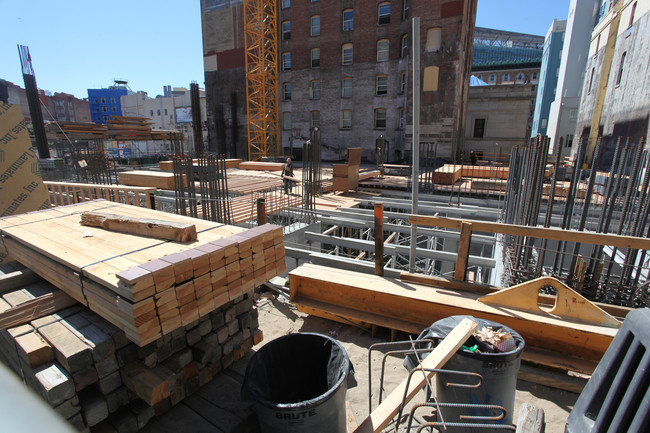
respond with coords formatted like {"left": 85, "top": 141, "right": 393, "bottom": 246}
{"left": 87, "top": 84, "right": 129, "bottom": 124}
{"left": 531, "top": 20, "right": 566, "bottom": 137}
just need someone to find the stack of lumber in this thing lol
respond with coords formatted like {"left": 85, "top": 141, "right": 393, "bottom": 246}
{"left": 238, "top": 161, "right": 285, "bottom": 171}
{"left": 106, "top": 116, "right": 154, "bottom": 141}
{"left": 228, "top": 174, "right": 283, "bottom": 194}
{"left": 433, "top": 165, "right": 462, "bottom": 185}
{"left": 158, "top": 159, "right": 242, "bottom": 171}
{"left": 332, "top": 148, "right": 361, "bottom": 192}
{"left": 118, "top": 170, "right": 186, "bottom": 190}
{"left": 0, "top": 265, "right": 263, "bottom": 431}
{"left": 53, "top": 122, "right": 108, "bottom": 140}
{"left": 0, "top": 200, "right": 286, "bottom": 347}
{"left": 290, "top": 263, "right": 620, "bottom": 391}
{"left": 150, "top": 130, "right": 183, "bottom": 141}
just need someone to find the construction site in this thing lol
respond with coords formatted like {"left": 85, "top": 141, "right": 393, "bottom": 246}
{"left": 2, "top": 0, "right": 650, "bottom": 432}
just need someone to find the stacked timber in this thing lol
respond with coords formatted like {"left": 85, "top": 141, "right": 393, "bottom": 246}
{"left": 0, "top": 266, "right": 262, "bottom": 432}
{"left": 106, "top": 116, "right": 153, "bottom": 141}
{"left": 238, "top": 161, "right": 284, "bottom": 171}
{"left": 158, "top": 159, "right": 242, "bottom": 171}
{"left": 53, "top": 122, "right": 108, "bottom": 140}
{"left": 118, "top": 170, "right": 186, "bottom": 189}
{"left": 332, "top": 147, "right": 361, "bottom": 192}
{"left": 0, "top": 200, "right": 286, "bottom": 347}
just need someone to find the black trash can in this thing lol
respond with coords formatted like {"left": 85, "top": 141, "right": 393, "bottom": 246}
{"left": 241, "top": 332, "right": 356, "bottom": 433}
{"left": 406, "top": 316, "right": 524, "bottom": 432}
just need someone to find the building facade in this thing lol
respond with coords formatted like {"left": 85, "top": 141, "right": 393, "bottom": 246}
{"left": 201, "top": 0, "right": 477, "bottom": 162}
{"left": 546, "top": 0, "right": 600, "bottom": 158}
{"left": 464, "top": 28, "right": 543, "bottom": 161}
{"left": 88, "top": 87, "right": 129, "bottom": 124}
{"left": 575, "top": 0, "right": 650, "bottom": 167}
{"left": 531, "top": 20, "right": 566, "bottom": 138}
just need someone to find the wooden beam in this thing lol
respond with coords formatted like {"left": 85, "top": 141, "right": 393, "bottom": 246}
{"left": 354, "top": 318, "right": 477, "bottom": 433}
{"left": 0, "top": 291, "right": 78, "bottom": 330}
{"left": 409, "top": 214, "right": 650, "bottom": 250}
{"left": 454, "top": 221, "right": 472, "bottom": 281}
{"left": 80, "top": 211, "right": 198, "bottom": 242}
{"left": 400, "top": 271, "right": 632, "bottom": 320}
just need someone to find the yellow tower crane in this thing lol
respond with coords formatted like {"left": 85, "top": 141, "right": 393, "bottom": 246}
{"left": 244, "top": 0, "right": 279, "bottom": 161}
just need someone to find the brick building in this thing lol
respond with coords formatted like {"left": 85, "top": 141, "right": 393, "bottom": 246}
{"left": 201, "top": 0, "right": 477, "bottom": 162}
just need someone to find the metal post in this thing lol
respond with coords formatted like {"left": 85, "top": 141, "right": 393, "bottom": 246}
{"left": 257, "top": 198, "right": 266, "bottom": 225}
{"left": 375, "top": 203, "right": 384, "bottom": 276}
{"left": 409, "top": 17, "right": 420, "bottom": 273}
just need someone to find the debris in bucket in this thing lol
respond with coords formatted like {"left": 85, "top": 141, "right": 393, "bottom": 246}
{"left": 471, "top": 327, "right": 515, "bottom": 353}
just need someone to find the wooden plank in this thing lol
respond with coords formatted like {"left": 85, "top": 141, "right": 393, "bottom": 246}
{"left": 0, "top": 291, "right": 78, "bottom": 329}
{"left": 409, "top": 214, "right": 650, "bottom": 250}
{"left": 354, "top": 318, "right": 477, "bottom": 433}
{"left": 120, "top": 361, "right": 171, "bottom": 406}
{"left": 80, "top": 212, "right": 198, "bottom": 243}
{"left": 454, "top": 221, "right": 472, "bottom": 281}
{"left": 238, "top": 161, "right": 284, "bottom": 171}
{"left": 118, "top": 170, "right": 185, "bottom": 189}
{"left": 515, "top": 403, "right": 545, "bottom": 433}
{"left": 0, "top": 268, "right": 41, "bottom": 294}
{"left": 290, "top": 264, "right": 617, "bottom": 362}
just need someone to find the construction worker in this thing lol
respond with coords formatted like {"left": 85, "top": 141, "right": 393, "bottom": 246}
{"left": 282, "top": 157, "right": 294, "bottom": 194}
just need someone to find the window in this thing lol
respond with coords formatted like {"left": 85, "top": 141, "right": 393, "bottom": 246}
{"left": 102, "top": 106, "right": 107, "bottom": 112}
{"left": 402, "top": 0, "right": 410, "bottom": 20}
{"left": 374, "top": 108, "right": 387, "bottom": 129}
{"left": 378, "top": 2, "right": 391, "bottom": 25}
{"left": 100, "top": 97, "right": 106, "bottom": 103}
{"left": 342, "top": 43, "right": 353, "bottom": 65}
{"left": 342, "top": 77, "right": 353, "bottom": 97}
{"left": 376, "top": 75, "right": 388, "bottom": 96}
{"left": 531, "top": 72, "right": 538, "bottom": 82}
{"left": 310, "top": 111, "right": 320, "bottom": 129}
{"left": 157, "top": 109, "right": 161, "bottom": 116}
{"left": 282, "top": 0, "right": 290, "bottom": 8}
{"left": 566, "top": 134, "right": 574, "bottom": 148}
{"left": 343, "top": 9, "right": 354, "bottom": 31}
{"left": 473, "top": 118, "right": 486, "bottom": 138}
{"left": 150, "top": 110, "right": 154, "bottom": 116}
{"left": 283, "top": 112, "right": 292, "bottom": 130}
{"left": 400, "top": 72, "right": 407, "bottom": 93}
{"left": 110, "top": 97, "right": 116, "bottom": 103}
{"left": 616, "top": 52, "right": 626, "bottom": 86}
{"left": 164, "top": 109, "right": 168, "bottom": 115}
{"left": 311, "top": 48, "right": 320, "bottom": 68}
{"left": 111, "top": 106, "right": 117, "bottom": 112}
{"left": 282, "top": 21, "right": 291, "bottom": 40}
{"left": 516, "top": 73, "right": 525, "bottom": 83}
{"left": 341, "top": 110, "right": 352, "bottom": 129}
{"left": 283, "top": 52, "right": 291, "bottom": 71}
{"left": 102, "top": 115, "right": 107, "bottom": 121}
{"left": 426, "top": 28, "right": 441, "bottom": 52}
{"left": 310, "top": 80, "right": 321, "bottom": 99}
{"left": 283, "top": 82, "right": 292, "bottom": 101}
{"left": 311, "top": 15, "right": 320, "bottom": 36}
{"left": 377, "top": 39, "right": 389, "bottom": 62}
{"left": 398, "top": 107, "right": 404, "bottom": 129}
{"left": 502, "top": 73, "right": 510, "bottom": 82}
{"left": 489, "top": 74, "right": 496, "bottom": 83}
{"left": 400, "top": 34, "right": 408, "bottom": 58}
{"left": 629, "top": 2, "right": 637, "bottom": 28}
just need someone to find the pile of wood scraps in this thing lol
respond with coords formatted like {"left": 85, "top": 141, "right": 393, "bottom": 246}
{"left": 106, "top": 116, "right": 154, "bottom": 141}
{"left": 0, "top": 200, "right": 286, "bottom": 346}
{"left": 52, "top": 122, "right": 108, "bottom": 140}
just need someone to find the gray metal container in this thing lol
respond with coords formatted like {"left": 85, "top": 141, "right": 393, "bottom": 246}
{"left": 241, "top": 332, "right": 355, "bottom": 433}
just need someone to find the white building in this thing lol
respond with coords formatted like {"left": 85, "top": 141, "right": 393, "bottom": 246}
{"left": 546, "top": 0, "right": 600, "bottom": 157}
{"left": 120, "top": 86, "right": 207, "bottom": 154}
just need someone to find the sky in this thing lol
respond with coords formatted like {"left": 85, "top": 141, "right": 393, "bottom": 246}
{"left": 1, "top": 0, "right": 572, "bottom": 100}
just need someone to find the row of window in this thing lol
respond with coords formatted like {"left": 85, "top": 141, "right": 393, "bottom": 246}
{"left": 281, "top": 0, "right": 410, "bottom": 22}
{"left": 475, "top": 72, "right": 538, "bottom": 84}
{"left": 282, "top": 107, "right": 404, "bottom": 131}
{"left": 282, "top": 37, "right": 408, "bottom": 70}
{"left": 92, "top": 97, "right": 118, "bottom": 104}
{"left": 96, "top": 106, "right": 118, "bottom": 113}
{"left": 282, "top": 73, "right": 407, "bottom": 101}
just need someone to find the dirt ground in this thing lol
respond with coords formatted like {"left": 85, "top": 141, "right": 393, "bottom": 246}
{"left": 252, "top": 292, "right": 579, "bottom": 433}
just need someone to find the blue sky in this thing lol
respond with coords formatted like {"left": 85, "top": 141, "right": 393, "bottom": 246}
{"left": 0, "top": 0, "right": 571, "bottom": 100}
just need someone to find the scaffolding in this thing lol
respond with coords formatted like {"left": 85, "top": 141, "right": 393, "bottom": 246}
{"left": 244, "top": 0, "right": 279, "bottom": 161}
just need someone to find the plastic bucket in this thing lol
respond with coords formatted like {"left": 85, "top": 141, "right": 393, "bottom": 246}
{"left": 408, "top": 316, "right": 524, "bottom": 432}
{"left": 241, "top": 332, "right": 355, "bottom": 433}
